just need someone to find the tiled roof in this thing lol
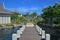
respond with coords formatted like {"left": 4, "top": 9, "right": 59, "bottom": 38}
{"left": 11, "top": 10, "right": 21, "bottom": 15}
{"left": 0, "top": 9, "right": 13, "bottom": 14}
{"left": 0, "top": 3, "right": 13, "bottom": 14}
{"left": 0, "top": 3, "right": 4, "bottom": 10}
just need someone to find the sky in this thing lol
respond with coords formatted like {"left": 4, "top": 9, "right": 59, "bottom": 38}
{"left": 0, "top": 0, "right": 60, "bottom": 14}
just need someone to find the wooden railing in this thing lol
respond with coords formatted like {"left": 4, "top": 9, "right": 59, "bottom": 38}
{"left": 12, "top": 25, "right": 26, "bottom": 40}
{"left": 37, "top": 23, "right": 60, "bottom": 40}
{"left": 35, "top": 25, "right": 50, "bottom": 40}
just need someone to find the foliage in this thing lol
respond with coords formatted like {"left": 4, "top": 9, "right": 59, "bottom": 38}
{"left": 30, "top": 12, "right": 38, "bottom": 23}
{"left": 11, "top": 11, "right": 19, "bottom": 21}
{"left": 30, "top": 12, "right": 37, "bottom": 18}
{"left": 41, "top": 3, "right": 60, "bottom": 24}
{"left": 11, "top": 11, "right": 27, "bottom": 24}
{"left": 0, "top": 24, "right": 13, "bottom": 26}
{"left": 23, "top": 11, "right": 42, "bottom": 23}
{"left": 23, "top": 12, "right": 30, "bottom": 17}
{"left": 19, "top": 16, "right": 27, "bottom": 23}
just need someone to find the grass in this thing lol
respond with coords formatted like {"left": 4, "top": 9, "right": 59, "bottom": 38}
{"left": 0, "top": 23, "right": 13, "bottom": 27}
{"left": 53, "top": 24, "right": 60, "bottom": 26}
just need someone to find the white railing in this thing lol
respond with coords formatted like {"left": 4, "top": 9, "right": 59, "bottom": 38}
{"left": 36, "top": 25, "right": 50, "bottom": 40}
{"left": 41, "top": 30, "right": 45, "bottom": 39}
{"left": 12, "top": 25, "right": 26, "bottom": 40}
{"left": 46, "top": 34, "right": 50, "bottom": 40}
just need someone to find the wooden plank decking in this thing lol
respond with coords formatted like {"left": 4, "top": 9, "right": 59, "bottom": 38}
{"left": 19, "top": 26, "right": 41, "bottom": 40}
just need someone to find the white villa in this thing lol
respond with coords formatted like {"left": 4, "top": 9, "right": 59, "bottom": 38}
{"left": 0, "top": 3, "right": 12, "bottom": 24}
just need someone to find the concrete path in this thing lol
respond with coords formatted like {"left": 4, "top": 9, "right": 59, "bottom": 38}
{"left": 19, "top": 27, "right": 41, "bottom": 40}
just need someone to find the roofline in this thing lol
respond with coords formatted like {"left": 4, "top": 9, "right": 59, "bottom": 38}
{"left": 0, "top": 13, "right": 13, "bottom": 15}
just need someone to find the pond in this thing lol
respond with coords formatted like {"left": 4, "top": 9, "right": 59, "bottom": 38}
{"left": 0, "top": 26, "right": 21, "bottom": 40}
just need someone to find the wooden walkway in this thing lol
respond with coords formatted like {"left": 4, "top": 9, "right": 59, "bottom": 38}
{"left": 19, "top": 27, "right": 41, "bottom": 40}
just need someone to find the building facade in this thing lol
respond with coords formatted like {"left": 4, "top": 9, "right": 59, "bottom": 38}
{"left": 0, "top": 3, "right": 12, "bottom": 24}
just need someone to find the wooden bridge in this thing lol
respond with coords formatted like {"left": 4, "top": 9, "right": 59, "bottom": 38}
{"left": 19, "top": 24, "right": 41, "bottom": 40}
{"left": 12, "top": 23, "right": 50, "bottom": 40}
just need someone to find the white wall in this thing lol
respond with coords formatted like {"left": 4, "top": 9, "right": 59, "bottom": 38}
{"left": 0, "top": 17, "right": 3, "bottom": 24}
{"left": 0, "top": 14, "right": 11, "bottom": 24}
{"left": 2, "top": 17, "right": 6, "bottom": 24}
{"left": 6, "top": 16, "right": 11, "bottom": 23}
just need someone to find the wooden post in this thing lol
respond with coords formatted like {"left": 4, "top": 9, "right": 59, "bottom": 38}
{"left": 36, "top": 25, "right": 37, "bottom": 31}
{"left": 19, "top": 28, "right": 22, "bottom": 34}
{"left": 36, "top": 25, "right": 40, "bottom": 32}
{"left": 12, "top": 34, "right": 17, "bottom": 40}
{"left": 46, "top": 34, "right": 50, "bottom": 40}
{"left": 19, "top": 25, "right": 25, "bottom": 35}
{"left": 39, "top": 28, "right": 42, "bottom": 35}
{"left": 22, "top": 26, "right": 25, "bottom": 32}
{"left": 41, "top": 30, "right": 45, "bottom": 40}
{"left": 17, "top": 30, "right": 20, "bottom": 38}
{"left": 20, "top": 28, "right": 23, "bottom": 32}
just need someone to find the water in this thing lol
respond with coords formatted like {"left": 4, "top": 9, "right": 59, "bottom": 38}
{"left": 0, "top": 27, "right": 20, "bottom": 40}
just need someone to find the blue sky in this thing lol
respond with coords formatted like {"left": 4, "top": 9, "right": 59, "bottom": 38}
{"left": 0, "top": 0, "right": 60, "bottom": 14}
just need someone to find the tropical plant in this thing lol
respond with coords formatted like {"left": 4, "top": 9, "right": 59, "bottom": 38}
{"left": 41, "top": 3, "right": 60, "bottom": 24}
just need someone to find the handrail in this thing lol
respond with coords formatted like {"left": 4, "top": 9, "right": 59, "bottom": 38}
{"left": 37, "top": 23, "right": 60, "bottom": 40}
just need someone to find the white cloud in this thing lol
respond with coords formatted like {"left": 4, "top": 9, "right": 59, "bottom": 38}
{"left": 16, "top": 7, "right": 40, "bottom": 12}
{"left": 5, "top": 7, "right": 41, "bottom": 13}
{"left": 17, "top": 8, "right": 28, "bottom": 12}
{"left": 29, "top": 7, "right": 39, "bottom": 10}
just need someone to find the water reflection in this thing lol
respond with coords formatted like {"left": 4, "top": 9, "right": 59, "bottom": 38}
{"left": 0, "top": 27, "right": 20, "bottom": 40}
